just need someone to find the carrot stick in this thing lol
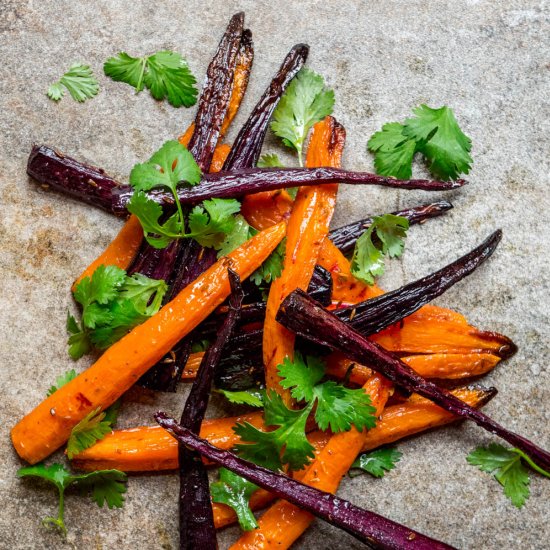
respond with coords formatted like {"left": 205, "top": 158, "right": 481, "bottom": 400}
{"left": 11, "top": 223, "right": 285, "bottom": 464}
{"left": 263, "top": 116, "right": 345, "bottom": 400}
{"left": 230, "top": 373, "right": 391, "bottom": 550}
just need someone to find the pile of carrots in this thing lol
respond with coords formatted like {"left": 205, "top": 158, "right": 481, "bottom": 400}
{"left": 13, "top": 12, "right": 537, "bottom": 550}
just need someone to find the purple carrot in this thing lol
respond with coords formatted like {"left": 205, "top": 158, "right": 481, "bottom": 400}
{"left": 27, "top": 145, "right": 117, "bottom": 213}
{"left": 222, "top": 43, "right": 309, "bottom": 170}
{"left": 329, "top": 200, "right": 453, "bottom": 254}
{"left": 178, "top": 270, "right": 243, "bottom": 550}
{"left": 112, "top": 167, "right": 466, "bottom": 213}
{"left": 276, "top": 290, "right": 550, "bottom": 472}
{"left": 155, "top": 412, "right": 455, "bottom": 550}
{"left": 187, "top": 12, "right": 245, "bottom": 171}
{"left": 335, "top": 229, "right": 516, "bottom": 359}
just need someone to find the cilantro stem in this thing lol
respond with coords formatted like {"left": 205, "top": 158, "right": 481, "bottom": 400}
{"left": 513, "top": 448, "right": 550, "bottom": 479}
{"left": 42, "top": 486, "right": 66, "bottom": 535}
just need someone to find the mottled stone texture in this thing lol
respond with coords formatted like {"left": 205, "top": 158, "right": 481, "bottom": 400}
{"left": 0, "top": 1, "right": 548, "bottom": 548}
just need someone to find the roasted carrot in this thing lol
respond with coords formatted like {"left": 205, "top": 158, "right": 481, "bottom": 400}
{"left": 230, "top": 373, "right": 391, "bottom": 549}
{"left": 11, "top": 223, "right": 285, "bottom": 464}
{"left": 263, "top": 116, "right": 345, "bottom": 400}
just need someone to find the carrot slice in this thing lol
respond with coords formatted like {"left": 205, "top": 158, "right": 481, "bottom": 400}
{"left": 11, "top": 222, "right": 286, "bottom": 464}
{"left": 263, "top": 116, "right": 345, "bottom": 400}
{"left": 230, "top": 373, "right": 391, "bottom": 550}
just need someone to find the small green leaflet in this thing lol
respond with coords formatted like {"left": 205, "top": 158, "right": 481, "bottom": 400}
{"left": 211, "top": 468, "right": 259, "bottom": 531}
{"left": 351, "top": 214, "right": 409, "bottom": 285}
{"left": 217, "top": 388, "right": 264, "bottom": 407}
{"left": 271, "top": 68, "right": 334, "bottom": 166}
{"left": 349, "top": 448, "right": 402, "bottom": 478}
{"left": 235, "top": 353, "right": 377, "bottom": 470}
{"left": 257, "top": 153, "right": 283, "bottom": 168}
{"left": 217, "top": 215, "right": 255, "bottom": 258}
{"left": 47, "top": 369, "right": 77, "bottom": 397}
{"left": 68, "top": 265, "right": 168, "bottom": 358}
{"left": 17, "top": 463, "right": 127, "bottom": 534}
{"left": 188, "top": 198, "right": 241, "bottom": 248}
{"left": 104, "top": 51, "right": 198, "bottom": 107}
{"left": 467, "top": 443, "right": 550, "bottom": 508}
{"left": 66, "top": 401, "right": 120, "bottom": 459}
{"left": 367, "top": 105, "right": 472, "bottom": 180}
{"left": 250, "top": 238, "right": 286, "bottom": 287}
{"left": 47, "top": 63, "right": 99, "bottom": 103}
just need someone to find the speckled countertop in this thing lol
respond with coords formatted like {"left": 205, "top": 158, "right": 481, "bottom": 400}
{"left": 0, "top": 1, "right": 548, "bottom": 548}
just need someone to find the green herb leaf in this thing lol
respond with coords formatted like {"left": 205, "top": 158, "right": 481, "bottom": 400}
{"left": 367, "top": 122, "right": 416, "bottom": 180}
{"left": 271, "top": 68, "right": 334, "bottom": 165}
{"left": 351, "top": 214, "right": 409, "bottom": 285}
{"left": 47, "top": 63, "right": 99, "bottom": 103}
{"left": 47, "top": 369, "right": 77, "bottom": 397}
{"left": 188, "top": 198, "right": 241, "bottom": 249}
{"left": 217, "top": 215, "right": 255, "bottom": 258}
{"left": 104, "top": 51, "right": 198, "bottom": 107}
{"left": 257, "top": 153, "right": 283, "bottom": 168}
{"left": 211, "top": 468, "right": 259, "bottom": 531}
{"left": 119, "top": 273, "right": 168, "bottom": 315}
{"left": 73, "top": 265, "right": 127, "bottom": 307}
{"left": 403, "top": 105, "right": 472, "bottom": 180}
{"left": 217, "top": 389, "right": 264, "bottom": 407}
{"left": 66, "top": 406, "right": 117, "bottom": 459}
{"left": 250, "top": 238, "right": 286, "bottom": 286}
{"left": 17, "top": 463, "right": 127, "bottom": 534}
{"left": 350, "top": 448, "right": 402, "bottom": 478}
{"left": 277, "top": 352, "right": 325, "bottom": 402}
{"left": 467, "top": 444, "right": 531, "bottom": 508}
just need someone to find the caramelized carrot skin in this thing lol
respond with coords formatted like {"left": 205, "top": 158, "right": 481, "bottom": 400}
{"left": 263, "top": 117, "right": 345, "bottom": 400}
{"left": 73, "top": 412, "right": 265, "bottom": 472}
{"left": 230, "top": 374, "right": 391, "bottom": 550}
{"left": 11, "top": 223, "right": 286, "bottom": 464}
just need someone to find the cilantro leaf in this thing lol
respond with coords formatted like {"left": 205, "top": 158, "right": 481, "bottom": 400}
{"left": 104, "top": 51, "right": 198, "bottom": 107}
{"left": 217, "top": 215, "right": 255, "bottom": 258}
{"left": 73, "top": 265, "right": 127, "bottom": 307}
{"left": 217, "top": 388, "right": 264, "bottom": 407}
{"left": 349, "top": 448, "right": 402, "bottom": 478}
{"left": 257, "top": 153, "right": 283, "bottom": 168}
{"left": 367, "top": 122, "right": 417, "bottom": 180}
{"left": 351, "top": 214, "right": 409, "bottom": 285}
{"left": 66, "top": 314, "right": 92, "bottom": 360}
{"left": 235, "top": 391, "right": 315, "bottom": 471}
{"left": 129, "top": 140, "right": 201, "bottom": 194}
{"left": 66, "top": 406, "right": 117, "bottom": 459}
{"left": 17, "top": 463, "right": 127, "bottom": 534}
{"left": 403, "top": 105, "right": 472, "bottom": 180}
{"left": 250, "top": 238, "right": 286, "bottom": 286}
{"left": 119, "top": 273, "right": 168, "bottom": 315}
{"left": 47, "top": 63, "right": 99, "bottom": 103}
{"left": 277, "top": 352, "right": 324, "bottom": 402}
{"left": 188, "top": 198, "right": 241, "bottom": 249}
{"left": 47, "top": 369, "right": 77, "bottom": 397}
{"left": 271, "top": 68, "right": 334, "bottom": 165}
{"left": 211, "top": 468, "right": 259, "bottom": 531}
{"left": 467, "top": 444, "right": 531, "bottom": 508}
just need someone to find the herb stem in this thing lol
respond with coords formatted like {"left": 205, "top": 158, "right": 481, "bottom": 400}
{"left": 514, "top": 448, "right": 550, "bottom": 479}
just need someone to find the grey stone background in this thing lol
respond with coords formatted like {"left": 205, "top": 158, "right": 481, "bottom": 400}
{"left": 0, "top": 0, "right": 548, "bottom": 548}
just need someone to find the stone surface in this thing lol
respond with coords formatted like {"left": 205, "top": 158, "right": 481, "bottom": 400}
{"left": 0, "top": 1, "right": 549, "bottom": 548}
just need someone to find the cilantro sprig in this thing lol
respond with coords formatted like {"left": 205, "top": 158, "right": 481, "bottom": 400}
{"left": 47, "top": 63, "right": 99, "bottom": 103}
{"left": 217, "top": 388, "right": 264, "bottom": 408}
{"left": 350, "top": 214, "right": 409, "bottom": 285}
{"left": 271, "top": 68, "right": 334, "bottom": 165}
{"left": 234, "top": 353, "right": 377, "bottom": 471}
{"left": 17, "top": 463, "right": 127, "bottom": 534}
{"left": 104, "top": 51, "right": 198, "bottom": 107}
{"left": 368, "top": 105, "right": 472, "bottom": 180}
{"left": 349, "top": 448, "right": 402, "bottom": 478}
{"left": 211, "top": 468, "right": 259, "bottom": 531}
{"left": 467, "top": 443, "right": 550, "bottom": 508}
{"left": 68, "top": 265, "right": 168, "bottom": 359}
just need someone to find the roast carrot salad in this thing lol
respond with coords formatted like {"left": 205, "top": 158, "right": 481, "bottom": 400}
{"left": 16, "top": 12, "right": 549, "bottom": 549}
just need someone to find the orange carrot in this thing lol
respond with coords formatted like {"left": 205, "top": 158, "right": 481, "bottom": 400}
{"left": 217, "top": 385, "right": 495, "bottom": 530}
{"left": 230, "top": 374, "right": 391, "bottom": 549}
{"left": 11, "top": 223, "right": 286, "bottom": 464}
{"left": 263, "top": 117, "right": 345, "bottom": 400}
{"left": 241, "top": 189, "right": 294, "bottom": 229}
{"left": 72, "top": 411, "right": 265, "bottom": 472}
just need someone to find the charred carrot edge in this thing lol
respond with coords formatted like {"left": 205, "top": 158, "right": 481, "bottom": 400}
{"left": 263, "top": 116, "right": 346, "bottom": 401}
{"left": 11, "top": 223, "right": 285, "bottom": 464}
{"left": 215, "top": 385, "right": 496, "bottom": 529}
{"left": 230, "top": 373, "right": 391, "bottom": 550}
